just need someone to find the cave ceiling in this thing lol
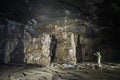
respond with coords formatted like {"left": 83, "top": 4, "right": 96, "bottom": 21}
{"left": 0, "top": 0, "right": 119, "bottom": 24}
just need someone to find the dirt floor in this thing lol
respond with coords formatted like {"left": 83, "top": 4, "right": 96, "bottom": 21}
{"left": 0, "top": 62, "right": 120, "bottom": 80}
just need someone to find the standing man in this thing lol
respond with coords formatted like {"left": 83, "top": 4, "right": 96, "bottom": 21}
{"left": 94, "top": 52, "right": 101, "bottom": 67}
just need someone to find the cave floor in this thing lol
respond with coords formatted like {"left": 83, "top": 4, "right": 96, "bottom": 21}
{"left": 0, "top": 63, "right": 120, "bottom": 80}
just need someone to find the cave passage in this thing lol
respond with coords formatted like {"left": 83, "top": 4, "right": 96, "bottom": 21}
{"left": 76, "top": 35, "right": 82, "bottom": 63}
{"left": 50, "top": 35, "right": 57, "bottom": 63}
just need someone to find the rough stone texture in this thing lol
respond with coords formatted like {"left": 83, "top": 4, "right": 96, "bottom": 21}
{"left": 55, "top": 31, "right": 77, "bottom": 65}
{"left": 0, "top": 63, "right": 120, "bottom": 80}
{"left": 0, "top": 18, "right": 95, "bottom": 66}
{"left": 24, "top": 33, "right": 51, "bottom": 66}
{"left": 5, "top": 20, "right": 25, "bottom": 64}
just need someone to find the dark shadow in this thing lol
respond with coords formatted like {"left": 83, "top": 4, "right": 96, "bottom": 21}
{"left": 50, "top": 35, "right": 57, "bottom": 63}
{"left": 9, "top": 27, "right": 25, "bottom": 64}
{"left": 0, "top": 18, "right": 7, "bottom": 65}
{"left": 0, "top": 40, "right": 6, "bottom": 64}
{"left": 76, "top": 35, "right": 82, "bottom": 63}
{"left": 9, "top": 38, "right": 24, "bottom": 64}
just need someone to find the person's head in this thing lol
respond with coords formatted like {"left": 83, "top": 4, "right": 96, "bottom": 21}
{"left": 97, "top": 52, "right": 100, "bottom": 55}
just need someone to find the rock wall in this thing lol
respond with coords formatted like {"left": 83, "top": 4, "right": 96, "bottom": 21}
{"left": 24, "top": 33, "right": 51, "bottom": 66}
{"left": 5, "top": 20, "right": 25, "bottom": 64}
{"left": 0, "top": 18, "right": 7, "bottom": 64}
{"left": 55, "top": 32, "right": 77, "bottom": 65}
{"left": 0, "top": 17, "right": 95, "bottom": 66}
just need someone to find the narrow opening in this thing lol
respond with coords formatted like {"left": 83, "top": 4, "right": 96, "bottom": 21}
{"left": 76, "top": 35, "right": 82, "bottom": 63}
{"left": 50, "top": 35, "right": 57, "bottom": 63}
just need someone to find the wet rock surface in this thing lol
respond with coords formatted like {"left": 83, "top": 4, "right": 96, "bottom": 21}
{"left": 0, "top": 63, "right": 120, "bottom": 80}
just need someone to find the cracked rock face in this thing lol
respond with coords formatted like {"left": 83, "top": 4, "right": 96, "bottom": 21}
{"left": 0, "top": 17, "right": 95, "bottom": 66}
